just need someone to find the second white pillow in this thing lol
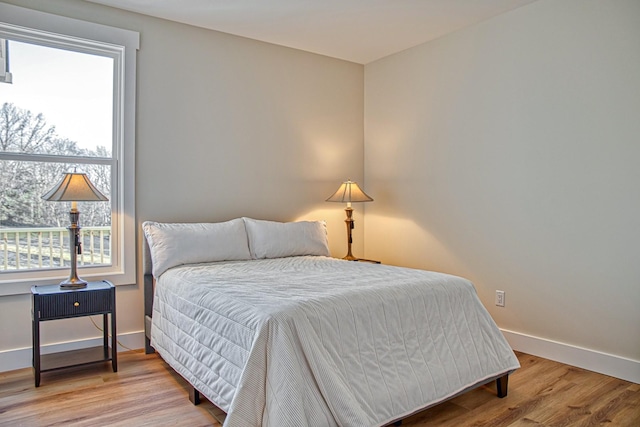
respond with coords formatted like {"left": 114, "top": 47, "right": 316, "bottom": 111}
{"left": 243, "top": 217, "right": 330, "bottom": 259}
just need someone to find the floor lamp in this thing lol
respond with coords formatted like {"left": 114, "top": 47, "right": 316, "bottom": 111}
{"left": 42, "top": 171, "right": 108, "bottom": 289}
{"left": 326, "top": 179, "right": 373, "bottom": 261}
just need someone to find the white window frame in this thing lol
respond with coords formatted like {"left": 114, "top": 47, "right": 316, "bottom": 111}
{"left": 0, "top": 3, "right": 139, "bottom": 295}
{"left": 0, "top": 38, "right": 12, "bottom": 83}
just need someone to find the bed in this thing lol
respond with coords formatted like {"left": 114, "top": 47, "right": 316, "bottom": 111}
{"left": 142, "top": 218, "right": 519, "bottom": 427}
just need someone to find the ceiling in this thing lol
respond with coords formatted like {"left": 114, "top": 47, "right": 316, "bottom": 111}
{"left": 86, "top": 0, "right": 538, "bottom": 64}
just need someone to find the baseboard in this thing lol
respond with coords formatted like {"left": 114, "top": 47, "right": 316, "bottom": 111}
{"left": 0, "top": 330, "right": 145, "bottom": 373}
{"left": 502, "top": 328, "right": 640, "bottom": 384}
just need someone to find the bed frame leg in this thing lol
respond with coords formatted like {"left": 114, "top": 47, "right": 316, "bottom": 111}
{"left": 144, "top": 336, "right": 155, "bottom": 354}
{"left": 189, "top": 386, "right": 201, "bottom": 405}
{"left": 496, "top": 374, "right": 509, "bottom": 398}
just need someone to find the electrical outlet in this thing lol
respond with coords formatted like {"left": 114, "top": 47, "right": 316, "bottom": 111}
{"left": 495, "top": 290, "right": 505, "bottom": 307}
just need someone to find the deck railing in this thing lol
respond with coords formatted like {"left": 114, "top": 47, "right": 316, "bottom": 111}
{"left": 0, "top": 226, "right": 111, "bottom": 271}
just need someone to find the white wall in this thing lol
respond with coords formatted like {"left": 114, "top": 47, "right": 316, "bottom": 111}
{"left": 364, "top": 0, "right": 640, "bottom": 380}
{"left": 0, "top": 0, "right": 364, "bottom": 371}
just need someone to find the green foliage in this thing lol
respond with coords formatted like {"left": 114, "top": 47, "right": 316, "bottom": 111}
{"left": 0, "top": 102, "right": 111, "bottom": 228}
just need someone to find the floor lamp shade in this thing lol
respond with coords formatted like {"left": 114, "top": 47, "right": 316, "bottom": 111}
{"left": 326, "top": 179, "right": 373, "bottom": 261}
{"left": 42, "top": 172, "right": 108, "bottom": 288}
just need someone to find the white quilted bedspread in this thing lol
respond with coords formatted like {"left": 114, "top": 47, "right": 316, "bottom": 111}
{"left": 151, "top": 256, "right": 519, "bottom": 427}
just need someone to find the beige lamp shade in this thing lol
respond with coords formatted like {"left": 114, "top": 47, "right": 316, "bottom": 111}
{"left": 42, "top": 172, "right": 108, "bottom": 202}
{"left": 326, "top": 180, "right": 373, "bottom": 205}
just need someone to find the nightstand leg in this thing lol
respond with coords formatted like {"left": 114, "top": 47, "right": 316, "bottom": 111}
{"left": 103, "top": 313, "right": 109, "bottom": 359}
{"left": 32, "top": 299, "right": 41, "bottom": 387}
{"left": 111, "top": 292, "right": 117, "bottom": 372}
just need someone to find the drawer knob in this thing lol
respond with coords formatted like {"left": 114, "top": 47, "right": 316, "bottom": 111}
{"left": 74, "top": 302, "right": 80, "bottom": 307}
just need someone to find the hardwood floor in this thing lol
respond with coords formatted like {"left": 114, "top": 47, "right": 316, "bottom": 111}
{"left": 1, "top": 350, "right": 638, "bottom": 426}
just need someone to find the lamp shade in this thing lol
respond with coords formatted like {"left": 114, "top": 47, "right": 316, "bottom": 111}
{"left": 42, "top": 172, "right": 108, "bottom": 202}
{"left": 326, "top": 180, "right": 373, "bottom": 204}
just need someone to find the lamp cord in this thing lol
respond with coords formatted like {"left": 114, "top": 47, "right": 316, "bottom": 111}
{"left": 88, "top": 316, "right": 134, "bottom": 351}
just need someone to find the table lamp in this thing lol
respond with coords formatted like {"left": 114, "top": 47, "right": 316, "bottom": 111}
{"left": 326, "top": 179, "right": 373, "bottom": 261}
{"left": 42, "top": 171, "right": 108, "bottom": 289}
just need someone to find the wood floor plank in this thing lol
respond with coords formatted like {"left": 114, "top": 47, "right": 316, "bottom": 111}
{"left": 537, "top": 374, "right": 629, "bottom": 426}
{"left": 0, "top": 350, "right": 638, "bottom": 426}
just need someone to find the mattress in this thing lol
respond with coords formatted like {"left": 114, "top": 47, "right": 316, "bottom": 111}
{"left": 151, "top": 256, "right": 519, "bottom": 427}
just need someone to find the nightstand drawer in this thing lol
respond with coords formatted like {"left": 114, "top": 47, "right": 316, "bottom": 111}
{"left": 38, "top": 289, "right": 112, "bottom": 320}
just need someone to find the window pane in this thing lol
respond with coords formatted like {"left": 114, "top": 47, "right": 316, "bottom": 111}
{"left": 0, "top": 159, "right": 111, "bottom": 271}
{"left": 0, "top": 40, "right": 113, "bottom": 157}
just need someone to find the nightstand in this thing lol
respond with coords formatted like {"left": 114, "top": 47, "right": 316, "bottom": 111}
{"left": 31, "top": 280, "right": 117, "bottom": 387}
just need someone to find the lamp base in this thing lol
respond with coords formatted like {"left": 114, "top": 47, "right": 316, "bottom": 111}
{"left": 60, "top": 278, "right": 88, "bottom": 289}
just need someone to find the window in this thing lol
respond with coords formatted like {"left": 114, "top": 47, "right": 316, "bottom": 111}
{"left": 0, "top": 4, "right": 139, "bottom": 295}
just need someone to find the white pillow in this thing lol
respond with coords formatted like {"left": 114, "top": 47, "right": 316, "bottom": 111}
{"left": 243, "top": 217, "right": 330, "bottom": 259}
{"left": 142, "top": 218, "right": 251, "bottom": 277}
